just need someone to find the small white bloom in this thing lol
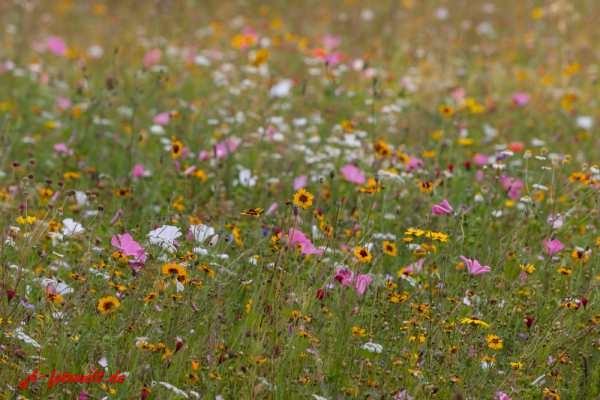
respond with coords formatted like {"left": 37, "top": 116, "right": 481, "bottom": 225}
{"left": 62, "top": 218, "right": 85, "bottom": 236}
{"left": 520, "top": 196, "right": 531, "bottom": 203}
{"left": 591, "top": 165, "right": 599, "bottom": 174}
{"left": 147, "top": 225, "right": 182, "bottom": 253}
{"left": 474, "top": 193, "right": 484, "bottom": 202}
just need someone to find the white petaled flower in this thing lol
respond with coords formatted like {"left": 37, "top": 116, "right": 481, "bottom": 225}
{"left": 520, "top": 196, "right": 531, "bottom": 203}
{"left": 491, "top": 210, "right": 503, "bottom": 217}
{"left": 591, "top": 165, "right": 600, "bottom": 174}
{"left": 190, "top": 224, "right": 215, "bottom": 243}
{"left": 502, "top": 150, "right": 514, "bottom": 157}
{"left": 532, "top": 184, "right": 549, "bottom": 191}
{"left": 523, "top": 150, "right": 532, "bottom": 159}
{"left": 62, "top": 218, "right": 85, "bottom": 236}
{"left": 147, "top": 225, "right": 182, "bottom": 253}
{"left": 361, "top": 342, "right": 383, "bottom": 354}
{"left": 474, "top": 193, "right": 484, "bottom": 202}
{"left": 535, "top": 156, "right": 546, "bottom": 161}
{"left": 492, "top": 162, "right": 505, "bottom": 170}
{"left": 4, "top": 238, "right": 15, "bottom": 247}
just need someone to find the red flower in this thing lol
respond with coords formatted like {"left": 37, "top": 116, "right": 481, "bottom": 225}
{"left": 7, "top": 290, "right": 15, "bottom": 302}
{"left": 447, "top": 164, "right": 455, "bottom": 172}
{"left": 582, "top": 298, "right": 588, "bottom": 308}
{"left": 524, "top": 317, "right": 534, "bottom": 329}
{"left": 464, "top": 161, "right": 472, "bottom": 170}
{"left": 176, "top": 341, "right": 184, "bottom": 352}
{"left": 316, "top": 290, "right": 325, "bottom": 300}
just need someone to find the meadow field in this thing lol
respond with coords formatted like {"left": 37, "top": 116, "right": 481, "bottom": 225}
{"left": 2, "top": 0, "right": 600, "bottom": 399}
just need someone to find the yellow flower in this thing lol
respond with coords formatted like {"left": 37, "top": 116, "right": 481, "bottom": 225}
{"left": 520, "top": 264, "right": 535, "bottom": 274}
{"left": 350, "top": 327, "right": 366, "bottom": 337}
{"left": 240, "top": 208, "right": 265, "bottom": 217}
{"left": 460, "top": 317, "right": 489, "bottom": 328}
{"left": 383, "top": 241, "right": 397, "bottom": 256}
{"left": 45, "top": 289, "right": 63, "bottom": 305}
{"left": 171, "top": 138, "right": 183, "bottom": 159}
{"left": 439, "top": 104, "right": 454, "bottom": 116}
{"left": 373, "top": 141, "right": 391, "bottom": 157}
{"left": 486, "top": 335, "right": 503, "bottom": 349}
{"left": 405, "top": 228, "right": 425, "bottom": 236}
{"left": 144, "top": 292, "right": 158, "bottom": 303}
{"left": 97, "top": 296, "right": 121, "bottom": 314}
{"left": 161, "top": 263, "right": 186, "bottom": 277}
{"left": 252, "top": 48, "right": 269, "bottom": 67}
{"left": 293, "top": 188, "right": 314, "bottom": 209}
{"left": 510, "top": 362, "right": 523, "bottom": 370}
{"left": 354, "top": 246, "right": 372, "bottom": 263}
{"left": 419, "top": 182, "right": 433, "bottom": 193}
{"left": 557, "top": 268, "right": 572, "bottom": 276}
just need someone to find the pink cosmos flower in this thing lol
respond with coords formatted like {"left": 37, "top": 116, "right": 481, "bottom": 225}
{"left": 300, "top": 241, "right": 323, "bottom": 256}
{"left": 450, "top": 87, "right": 466, "bottom": 100}
{"left": 266, "top": 202, "right": 278, "bottom": 215}
{"left": 214, "top": 138, "right": 239, "bottom": 159}
{"left": 55, "top": 97, "right": 72, "bottom": 110}
{"left": 322, "top": 34, "right": 342, "bottom": 49}
{"left": 198, "top": 150, "right": 211, "bottom": 161}
{"left": 184, "top": 165, "right": 196, "bottom": 175}
{"left": 432, "top": 199, "right": 453, "bottom": 215}
{"left": 547, "top": 214, "right": 565, "bottom": 229}
{"left": 47, "top": 36, "right": 67, "bottom": 55}
{"left": 406, "top": 158, "right": 424, "bottom": 172}
{"left": 340, "top": 164, "right": 366, "bottom": 185}
{"left": 400, "top": 258, "right": 425, "bottom": 277}
{"left": 473, "top": 154, "right": 489, "bottom": 167}
{"left": 286, "top": 228, "right": 308, "bottom": 247}
{"left": 143, "top": 49, "right": 162, "bottom": 67}
{"left": 324, "top": 51, "right": 342, "bottom": 66}
{"left": 112, "top": 233, "right": 146, "bottom": 262}
{"left": 460, "top": 255, "right": 491, "bottom": 275}
{"left": 512, "top": 92, "right": 530, "bottom": 106}
{"left": 53, "top": 143, "right": 73, "bottom": 155}
{"left": 542, "top": 239, "right": 564, "bottom": 255}
{"left": 293, "top": 175, "right": 307, "bottom": 191}
{"left": 133, "top": 164, "right": 148, "bottom": 178}
{"left": 355, "top": 274, "right": 372, "bottom": 295}
{"left": 334, "top": 268, "right": 354, "bottom": 287}
{"left": 153, "top": 112, "right": 170, "bottom": 125}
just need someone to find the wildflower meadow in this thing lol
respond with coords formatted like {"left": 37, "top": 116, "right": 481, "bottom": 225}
{"left": 2, "top": 1, "right": 600, "bottom": 399}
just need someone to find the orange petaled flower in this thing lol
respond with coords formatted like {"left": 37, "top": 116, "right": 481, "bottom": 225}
{"left": 97, "top": 296, "right": 121, "bottom": 314}
{"left": 293, "top": 188, "right": 314, "bottom": 209}
{"left": 383, "top": 241, "right": 397, "bottom": 256}
{"left": 439, "top": 104, "right": 454, "bottom": 116}
{"left": 241, "top": 208, "right": 265, "bottom": 217}
{"left": 171, "top": 137, "right": 183, "bottom": 159}
{"left": 354, "top": 246, "right": 372, "bottom": 263}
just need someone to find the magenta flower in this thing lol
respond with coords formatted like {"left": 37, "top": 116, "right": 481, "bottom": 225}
{"left": 300, "top": 241, "right": 323, "bottom": 256}
{"left": 214, "top": 138, "right": 239, "bottom": 159}
{"left": 47, "top": 36, "right": 67, "bottom": 55}
{"left": 512, "top": 92, "right": 530, "bottom": 106}
{"left": 340, "top": 164, "right": 366, "bottom": 185}
{"left": 143, "top": 49, "right": 162, "bottom": 67}
{"left": 132, "top": 164, "right": 148, "bottom": 178}
{"left": 153, "top": 112, "right": 170, "bottom": 125}
{"left": 460, "top": 255, "right": 491, "bottom": 275}
{"left": 322, "top": 34, "right": 342, "bottom": 49}
{"left": 400, "top": 259, "right": 425, "bottom": 277}
{"left": 542, "top": 238, "right": 564, "bottom": 255}
{"left": 355, "top": 274, "right": 372, "bottom": 295}
{"left": 293, "top": 175, "right": 307, "bottom": 191}
{"left": 432, "top": 199, "right": 453, "bottom": 215}
{"left": 334, "top": 268, "right": 354, "bottom": 287}
{"left": 111, "top": 233, "right": 146, "bottom": 262}
{"left": 406, "top": 158, "right": 424, "bottom": 172}
{"left": 286, "top": 228, "right": 308, "bottom": 247}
